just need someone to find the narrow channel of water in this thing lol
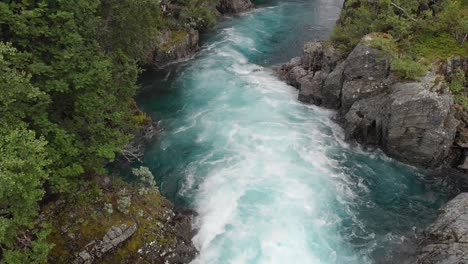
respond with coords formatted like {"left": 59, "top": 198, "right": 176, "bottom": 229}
{"left": 137, "top": 1, "right": 454, "bottom": 263}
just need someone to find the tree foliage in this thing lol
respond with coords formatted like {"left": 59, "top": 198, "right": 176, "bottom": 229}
{"left": 0, "top": 0, "right": 219, "bottom": 261}
{"left": 332, "top": 0, "right": 468, "bottom": 55}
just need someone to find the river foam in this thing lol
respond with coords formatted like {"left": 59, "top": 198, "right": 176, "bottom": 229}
{"left": 138, "top": 1, "right": 452, "bottom": 263}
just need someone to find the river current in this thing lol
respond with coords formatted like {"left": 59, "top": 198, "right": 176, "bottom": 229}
{"left": 136, "top": 1, "right": 454, "bottom": 263}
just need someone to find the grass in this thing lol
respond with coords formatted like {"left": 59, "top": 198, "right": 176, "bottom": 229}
{"left": 408, "top": 32, "right": 468, "bottom": 61}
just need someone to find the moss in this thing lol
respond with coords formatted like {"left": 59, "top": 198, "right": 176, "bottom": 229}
{"left": 44, "top": 175, "right": 172, "bottom": 263}
{"left": 391, "top": 58, "right": 428, "bottom": 80}
{"left": 408, "top": 33, "right": 468, "bottom": 61}
{"left": 160, "top": 31, "right": 189, "bottom": 52}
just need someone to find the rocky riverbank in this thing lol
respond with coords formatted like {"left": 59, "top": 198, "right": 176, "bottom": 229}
{"left": 151, "top": 0, "right": 253, "bottom": 68}
{"left": 278, "top": 30, "right": 468, "bottom": 264}
{"left": 42, "top": 175, "right": 197, "bottom": 264}
{"left": 279, "top": 35, "right": 467, "bottom": 172}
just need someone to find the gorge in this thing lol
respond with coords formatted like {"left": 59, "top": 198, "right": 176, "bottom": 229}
{"left": 0, "top": 0, "right": 466, "bottom": 263}
{"left": 136, "top": 0, "right": 466, "bottom": 263}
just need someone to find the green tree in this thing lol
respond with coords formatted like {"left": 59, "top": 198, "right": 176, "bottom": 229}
{"left": 0, "top": 43, "right": 51, "bottom": 264}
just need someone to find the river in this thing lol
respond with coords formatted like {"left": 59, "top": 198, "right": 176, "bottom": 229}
{"left": 136, "top": 1, "right": 454, "bottom": 263}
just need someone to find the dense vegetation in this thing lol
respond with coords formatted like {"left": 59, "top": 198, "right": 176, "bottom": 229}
{"left": 331, "top": 0, "right": 467, "bottom": 85}
{"left": 0, "top": 0, "right": 218, "bottom": 262}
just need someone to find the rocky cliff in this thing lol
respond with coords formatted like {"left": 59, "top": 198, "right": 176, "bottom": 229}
{"left": 417, "top": 193, "right": 468, "bottom": 264}
{"left": 279, "top": 34, "right": 467, "bottom": 171}
{"left": 217, "top": 0, "right": 253, "bottom": 14}
{"left": 151, "top": 0, "right": 253, "bottom": 68}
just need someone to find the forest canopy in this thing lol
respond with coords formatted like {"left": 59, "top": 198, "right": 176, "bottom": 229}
{"left": 0, "top": 0, "right": 218, "bottom": 262}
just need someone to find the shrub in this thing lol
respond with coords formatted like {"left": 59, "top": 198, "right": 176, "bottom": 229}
{"left": 117, "top": 189, "right": 132, "bottom": 214}
{"left": 391, "top": 58, "right": 427, "bottom": 80}
{"left": 132, "top": 166, "right": 157, "bottom": 195}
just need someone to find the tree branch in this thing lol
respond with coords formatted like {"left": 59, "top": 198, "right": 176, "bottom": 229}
{"left": 390, "top": 2, "right": 417, "bottom": 22}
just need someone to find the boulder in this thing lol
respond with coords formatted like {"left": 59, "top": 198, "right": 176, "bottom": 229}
{"left": 298, "top": 71, "right": 329, "bottom": 105}
{"left": 277, "top": 42, "right": 343, "bottom": 107}
{"left": 385, "top": 81, "right": 458, "bottom": 167}
{"left": 217, "top": 0, "right": 253, "bottom": 14}
{"left": 417, "top": 193, "right": 468, "bottom": 264}
{"left": 340, "top": 35, "right": 390, "bottom": 111}
{"left": 344, "top": 74, "right": 459, "bottom": 168}
{"left": 303, "top": 42, "right": 340, "bottom": 73}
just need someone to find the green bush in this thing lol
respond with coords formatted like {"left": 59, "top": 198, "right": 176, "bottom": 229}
{"left": 391, "top": 58, "right": 427, "bottom": 80}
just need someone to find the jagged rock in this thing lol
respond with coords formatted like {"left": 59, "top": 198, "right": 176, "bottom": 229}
{"left": 298, "top": 71, "right": 329, "bottom": 105}
{"left": 141, "top": 209, "right": 198, "bottom": 264}
{"left": 278, "top": 41, "right": 343, "bottom": 107}
{"left": 278, "top": 34, "right": 463, "bottom": 169}
{"left": 340, "top": 35, "right": 390, "bottom": 112}
{"left": 345, "top": 74, "right": 458, "bottom": 168}
{"left": 73, "top": 224, "right": 137, "bottom": 264}
{"left": 417, "top": 193, "right": 468, "bottom": 264}
{"left": 217, "top": 0, "right": 253, "bottom": 14}
{"left": 152, "top": 30, "right": 200, "bottom": 68}
{"left": 322, "top": 62, "right": 345, "bottom": 109}
{"left": 303, "top": 42, "right": 340, "bottom": 73}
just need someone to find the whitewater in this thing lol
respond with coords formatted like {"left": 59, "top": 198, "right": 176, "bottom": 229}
{"left": 137, "top": 1, "right": 452, "bottom": 263}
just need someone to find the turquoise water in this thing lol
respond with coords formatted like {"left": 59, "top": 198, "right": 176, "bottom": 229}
{"left": 136, "top": 1, "right": 454, "bottom": 263}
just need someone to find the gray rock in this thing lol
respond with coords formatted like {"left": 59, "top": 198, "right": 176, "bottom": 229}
{"left": 340, "top": 35, "right": 390, "bottom": 112}
{"left": 277, "top": 42, "right": 343, "bottom": 108}
{"left": 322, "top": 62, "right": 345, "bottom": 109}
{"left": 343, "top": 35, "right": 390, "bottom": 81}
{"left": 460, "top": 156, "right": 468, "bottom": 170}
{"left": 298, "top": 71, "right": 329, "bottom": 105}
{"left": 385, "top": 81, "right": 458, "bottom": 167}
{"left": 340, "top": 79, "right": 388, "bottom": 112}
{"left": 73, "top": 224, "right": 137, "bottom": 264}
{"left": 345, "top": 75, "right": 458, "bottom": 168}
{"left": 152, "top": 30, "right": 200, "bottom": 68}
{"left": 417, "top": 193, "right": 468, "bottom": 264}
{"left": 217, "top": 0, "right": 253, "bottom": 14}
{"left": 303, "top": 42, "right": 340, "bottom": 73}
{"left": 287, "top": 66, "right": 308, "bottom": 88}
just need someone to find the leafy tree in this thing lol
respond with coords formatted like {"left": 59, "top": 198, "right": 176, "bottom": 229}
{"left": 0, "top": 43, "right": 51, "bottom": 264}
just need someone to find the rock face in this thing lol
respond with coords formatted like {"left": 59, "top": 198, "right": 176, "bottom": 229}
{"left": 140, "top": 208, "right": 198, "bottom": 264}
{"left": 217, "top": 0, "right": 253, "bottom": 14}
{"left": 152, "top": 30, "right": 200, "bottom": 68}
{"left": 345, "top": 76, "right": 458, "bottom": 167}
{"left": 417, "top": 193, "right": 468, "bottom": 264}
{"left": 278, "top": 34, "right": 462, "bottom": 169}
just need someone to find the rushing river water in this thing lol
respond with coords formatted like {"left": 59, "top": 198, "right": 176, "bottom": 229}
{"left": 136, "top": 1, "right": 455, "bottom": 263}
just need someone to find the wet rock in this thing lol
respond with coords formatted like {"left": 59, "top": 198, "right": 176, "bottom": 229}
{"left": 417, "top": 193, "right": 468, "bottom": 264}
{"left": 217, "top": 0, "right": 253, "bottom": 14}
{"left": 279, "top": 34, "right": 463, "bottom": 169}
{"left": 277, "top": 41, "right": 343, "bottom": 107}
{"left": 298, "top": 71, "right": 329, "bottom": 105}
